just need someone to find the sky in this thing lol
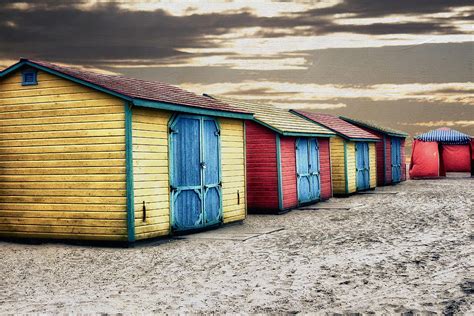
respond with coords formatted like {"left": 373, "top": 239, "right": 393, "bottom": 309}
{"left": 0, "top": 0, "right": 473, "bottom": 148}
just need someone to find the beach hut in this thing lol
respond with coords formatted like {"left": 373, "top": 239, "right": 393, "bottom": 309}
{"left": 340, "top": 116, "right": 408, "bottom": 185}
{"left": 409, "top": 128, "right": 473, "bottom": 178}
{"left": 0, "top": 59, "right": 253, "bottom": 242}
{"left": 205, "top": 95, "right": 335, "bottom": 213}
{"left": 291, "top": 111, "right": 380, "bottom": 195}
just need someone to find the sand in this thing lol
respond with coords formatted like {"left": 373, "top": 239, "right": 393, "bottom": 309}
{"left": 0, "top": 175, "right": 473, "bottom": 314}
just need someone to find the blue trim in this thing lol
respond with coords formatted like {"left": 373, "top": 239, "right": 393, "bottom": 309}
{"left": 134, "top": 99, "right": 253, "bottom": 120}
{"left": 124, "top": 102, "right": 135, "bottom": 242}
{"left": 275, "top": 134, "right": 284, "bottom": 210}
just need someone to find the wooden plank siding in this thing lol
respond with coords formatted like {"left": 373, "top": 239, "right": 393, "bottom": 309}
{"left": 0, "top": 70, "right": 128, "bottom": 241}
{"left": 131, "top": 111, "right": 246, "bottom": 240}
{"left": 401, "top": 139, "right": 407, "bottom": 181}
{"left": 245, "top": 121, "right": 279, "bottom": 212}
{"left": 280, "top": 136, "right": 297, "bottom": 209}
{"left": 384, "top": 137, "right": 392, "bottom": 184}
{"left": 219, "top": 118, "right": 246, "bottom": 223}
{"left": 346, "top": 141, "right": 357, "bottom": 193}
{"left": 319, "top": 138, "right": 333, "bottom": 200}
{"left": 369, "top": 143, "right": 377, "bottom": 188}
{"left": 329, "top": 136, "right": 346, "bottom": 195}
{"left": 131, "top": 107, "right": 171, "bottom": 240}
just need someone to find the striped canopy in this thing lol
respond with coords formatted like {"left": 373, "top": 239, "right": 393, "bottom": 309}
{"left": 415, "top": 128, "right": 472, "bottom": 144}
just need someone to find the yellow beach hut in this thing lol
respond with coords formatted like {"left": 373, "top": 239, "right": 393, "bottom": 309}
{"left": 0, "top": 59, "right": 252, "bottom": 242}
{"left": 291, "top": 111, "right": 380, "bottom": 195}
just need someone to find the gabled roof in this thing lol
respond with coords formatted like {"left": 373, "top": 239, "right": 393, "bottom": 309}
{"left": 0, "top": 58, "right": 253, "bottom": 120}
{"left": 415, "top": 127, "right": 472, "bottom": 144}
{"left": 290, "top": 110, "right": 380, "bottom": 141}
{"left": 205, "top": 95, "right": 335, "bottom": 137}
{"left": 340, "top": 116, "right": 408, "bottom": 138}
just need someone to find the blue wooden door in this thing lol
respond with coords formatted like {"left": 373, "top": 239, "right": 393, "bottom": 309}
{"left": 391, "top": 138, "right": 401, "bottom": 182}
{"left": 202, "top": 118, "right": 222, "bottom": 226}
{"left": 356, "top": 142, "right": 370, "bottom": 190}
{"left": 170, "top": 115, "right": 222, "bottom": 232}
{"left": 308, "top": 139, "right": 321, "bottom": 200}
{"left": 296, "top": 138, "right": 321, "bottom": 204}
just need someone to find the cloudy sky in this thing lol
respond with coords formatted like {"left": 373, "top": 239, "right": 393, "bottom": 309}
{"left": 1, "top": 0, "right": 473, "bottom": 146}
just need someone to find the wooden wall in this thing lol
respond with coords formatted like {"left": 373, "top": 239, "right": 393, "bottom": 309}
{"left": 329, "top": 136, "right": 347, "bottom": 195}
{"left": 369, "top": 142, "right": 377, "bottom": 188}
{"left": 280, "top": 136, "right": 297, "bottom": 209}
{"left": 0, "top": 70, "right": 127, "bottom": 241}
{"left": 319, "top": 138, "right": 333, "bottom": 200}
{"left": 401, "top": 139, "right": 407, "bottom": 181}
{"left": 245, "top": 121, "right": 278, "bottom": 211}
{"left": 383, "top": 137, "right": 392, "bottom": 185}
{"left": 131, "top": 107, "right": 170, "bottom": 240}
{"left": 346, "top": 141, "right": 357, "bottom": 193}
{"left": 131, "top": 111, "right": 246, "bottom": 240}
{"left": 220, "top": 118, "right": 246, "bottom": 223}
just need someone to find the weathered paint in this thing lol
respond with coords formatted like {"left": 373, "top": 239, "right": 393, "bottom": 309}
{"left": 132, "top": 107, "right": 171, "bottom": 240}
{"left": 245, "top": 121, "right": 279, "bottom": 212}
{"left": 369, "top": 142, "right": 377, "bottom": 188}
{"left": 280, "top": 136, "right": 298, "bottom": 209}
{"left": 318, "top": 138, "right": 333, "bottom": 199}
{"left": 0, "top": 69, "right": 128, "bottom": 241}
{"left": 125, "top": 102, "right": 135, "bottom": 242}
{"left": 330, "top": 136, "right": 376, "bottom": 195}
{"left": 0, "top": 68, "right": 247, "bottom": 242}
{"left": 346, "top": 122, "right": 407, "bottom": 186}
{"left": 220, "top": 118, "right": 246, "bottom": 223}
{"left": 275, "top": 134, "right": 284, "bottom": 210}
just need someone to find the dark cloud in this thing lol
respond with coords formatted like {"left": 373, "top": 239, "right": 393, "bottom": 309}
{"left": 306, "top": 0, "right": 473, "bottom": 18}
{"left": 0, "top": 1, "right": 471, "bottom": 65}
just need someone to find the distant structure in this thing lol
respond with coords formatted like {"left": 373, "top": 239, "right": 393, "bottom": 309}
{"left": 206, "top": 95, "right": 335, "bottom": 214}
{"left": 291, "top": 111, "right": 380, "bottom": 195}
{"left": 340, "top": 116, "right": 408, "bottom": 186}
{"left": 410, "top": 127, "right": 473, "bottom": 178}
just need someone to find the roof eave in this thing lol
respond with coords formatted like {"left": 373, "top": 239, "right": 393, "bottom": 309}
{"left": 252, "top": 118, "right": 334, "bottom": 137}
{"left": 340, "top": 116, "right": 408, "bottom": 138}
{"left": 133, "top": 98, "right": 254, "bottom": 120}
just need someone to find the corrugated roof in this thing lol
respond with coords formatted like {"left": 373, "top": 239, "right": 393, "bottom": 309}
{"left": 415, "top": 128, "right": 472, "bottom": 144}
{"left": 205, "top": 95, "right": 335, "bottom": 136}
{"left": 1, "top": 59, "right": 250, "bottom": 115}
{"left": 291, "top": 110, "right": 380, "bottom": 141}
{"left": 340, "top": 116, "right": 408, "bottom": 137}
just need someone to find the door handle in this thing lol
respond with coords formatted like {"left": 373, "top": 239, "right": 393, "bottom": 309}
{"left": 200, "top": 162, "right": 207, "bottom": 169}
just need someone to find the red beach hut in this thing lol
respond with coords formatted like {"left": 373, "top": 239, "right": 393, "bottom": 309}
{"left": 204, "top": 95, "right": 335, "bottom": 214}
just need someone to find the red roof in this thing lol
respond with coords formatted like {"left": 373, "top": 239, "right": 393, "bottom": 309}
{"left": 293, "top": 110, "right": 380, "bottom": 140}
{"left": 18, "top": 59, "right": 249, "bottom": 115}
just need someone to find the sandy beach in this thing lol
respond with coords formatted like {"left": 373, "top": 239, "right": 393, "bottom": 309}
{"left": 1, "top": 175, "right": 472, "bottom": 314}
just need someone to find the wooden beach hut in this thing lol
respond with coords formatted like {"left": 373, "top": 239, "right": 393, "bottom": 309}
{"left": 291, "top": 111, "right": 380, "bottom": 195}
{"left": 205, "top": 95, "right": 335, "bottom": 213}
{"left": 340, "top": 116, "right": 408, "bottom": 185}
{"left": 0, "top": 59, "right": 253, "bottom": 242}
